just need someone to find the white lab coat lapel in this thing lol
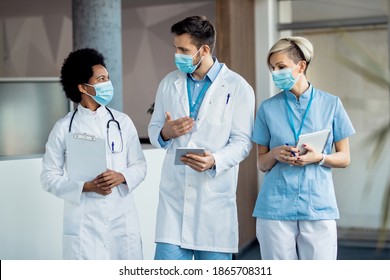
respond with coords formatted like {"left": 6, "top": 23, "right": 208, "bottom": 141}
{"left": 195, "top": 66, "right": 226, "bottom": 129}
{"left": 174, "top": 72, "right": 190, "bottom": 117}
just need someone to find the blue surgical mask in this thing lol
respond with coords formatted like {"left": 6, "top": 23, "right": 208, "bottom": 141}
{"left": 174, "top": 48, "right": 203, "bottom": 74}
{"left": 272, "top": 64, "right": 301, "bottom": 91}
{"left": 84, "top": 80, "right": 114, "bottom": 106}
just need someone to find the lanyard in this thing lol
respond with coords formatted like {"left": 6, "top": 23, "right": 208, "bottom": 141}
{"left": 284, "top": 87, "right": 314, "bottom": 142}
{"left": 186, "top": 77, "right": 211, "bottom": 119}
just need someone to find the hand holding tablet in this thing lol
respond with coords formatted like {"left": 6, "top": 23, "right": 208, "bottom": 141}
{"left": 296, "top": 129, "right": 331, "bottom": 155}
{"left": 174, "top": 147, "right": 206, "bottom": 165}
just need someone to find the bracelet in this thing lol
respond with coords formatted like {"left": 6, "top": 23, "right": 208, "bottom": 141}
{"left": 318, "top": 153, "right": 326, "bottom": 166}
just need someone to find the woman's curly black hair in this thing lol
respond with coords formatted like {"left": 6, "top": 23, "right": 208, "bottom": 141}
{"left": 60, "top": 48, "right": 106, "bottom": 103}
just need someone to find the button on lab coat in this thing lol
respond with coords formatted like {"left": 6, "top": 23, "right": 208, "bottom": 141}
{"left": 148, "top": 65, "right": 254, "bottom": 253}
{"left": 41, "top": 105, "right": 147, "bottom": 259}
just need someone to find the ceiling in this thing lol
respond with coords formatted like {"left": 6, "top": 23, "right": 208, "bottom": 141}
{"left": 0, "top": 0, "right": 387, "bottom": 20}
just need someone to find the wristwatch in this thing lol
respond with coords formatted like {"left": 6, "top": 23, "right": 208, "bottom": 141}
{"left": 318, "top": 153, "right": 326, "bottom": 166}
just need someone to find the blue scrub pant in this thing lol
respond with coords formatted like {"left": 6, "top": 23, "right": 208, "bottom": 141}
{"left": 154, "top": 242, "right": 233, "bottom": 260}
{"left": 256, "top": 218, "right": 337, "bottom": 260}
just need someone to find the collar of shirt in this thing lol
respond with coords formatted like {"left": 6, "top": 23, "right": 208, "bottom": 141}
{"left": 188, "top": 57, "right": 222, "bottom": 83}
{"left": 285, "top": 83, "right": 313, "bottom": 104}
{"left": 77, "top": 103, "right": 107, "bottom": 117}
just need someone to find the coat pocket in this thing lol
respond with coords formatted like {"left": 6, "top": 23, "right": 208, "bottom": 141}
{"left": 309, "top": 179, "right": 338, "bottom": 212}
{"left": 62, "top": 235, "right": 81, "bottom": 259}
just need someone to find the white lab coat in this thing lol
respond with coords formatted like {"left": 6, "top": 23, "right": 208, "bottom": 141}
{"left": 148, "top": 65, "right": 254, "bottom": 253}
{"left": 41, "top": 104, "right": 147, "bottom": 259}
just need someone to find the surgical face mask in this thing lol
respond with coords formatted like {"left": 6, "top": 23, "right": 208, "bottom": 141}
{"left": 84, "top": 80, "right": 114, "bottom": 106}
{"left": 174, "top": 47, "right": 204, "bottom": 74}
{"left": 271, "top": 63, "right": 301, "bottom": 91}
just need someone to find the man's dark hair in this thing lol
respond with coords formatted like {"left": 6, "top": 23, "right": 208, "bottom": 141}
{"left": 60, "top": 48, "right": 106, "bottom": 103}
{"left": 171, "top": 16, "right": 216, "bottom": 52}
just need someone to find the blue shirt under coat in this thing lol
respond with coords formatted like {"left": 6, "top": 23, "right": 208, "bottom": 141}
{"left": 158, "top": 58, "right": 222, "bottom": 147}
{"left": 251, "top": 84, "right": 355, "bottom": 220}
{"left": 187, "top": 57, "right": 222, "bottom": 111}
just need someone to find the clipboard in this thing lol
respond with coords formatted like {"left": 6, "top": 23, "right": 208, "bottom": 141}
{"left": 296, "top": 129, "right": 330, "bottom": 155}
{"left": 174, "top": 147, "right": 205, "bottom": 165}
{"left": 65, "top": 133, "right": 107, "bottom": 182}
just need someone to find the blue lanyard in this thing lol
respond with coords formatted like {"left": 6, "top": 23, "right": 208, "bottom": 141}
{"left": 186, "top": 77, "right": 211, "bottom": 119}
{"left": 284, "top": 87, "right": 314, "bottom": 142}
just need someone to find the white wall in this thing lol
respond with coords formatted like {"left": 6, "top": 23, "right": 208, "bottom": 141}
{"left": 0, "top": 148, "right": 164, "bottom": 260}
{"left": 0, "top": 157, "right": 63, "bottom": 259}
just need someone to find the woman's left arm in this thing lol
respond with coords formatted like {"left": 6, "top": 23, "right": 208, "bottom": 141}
{"left": 293, "top": 137, "right": 351, "bottom": 168}
{"left": 321, "top": 137, "right": 351, "bottom": 168}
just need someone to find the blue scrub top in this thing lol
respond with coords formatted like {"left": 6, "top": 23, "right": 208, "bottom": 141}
{"left": 251, "top": 85, "right": 355, "bottom": 220}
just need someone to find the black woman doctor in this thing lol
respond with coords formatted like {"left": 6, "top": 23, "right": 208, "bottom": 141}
{"left": 41, "top": 48, "right": 147, "bottom": 260}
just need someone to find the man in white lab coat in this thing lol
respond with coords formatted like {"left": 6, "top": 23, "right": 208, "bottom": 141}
{"left": 41, "top": 48, "right": 147, "bottom": 259}
{"left": 148, "top": 16, "right": 255, "bottom": 260}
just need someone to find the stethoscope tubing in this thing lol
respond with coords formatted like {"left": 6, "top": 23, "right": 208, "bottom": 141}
{"left": 68, "top": 107, "right": 123, "bottom": 153}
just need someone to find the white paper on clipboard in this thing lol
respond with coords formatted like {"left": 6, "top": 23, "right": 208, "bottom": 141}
{"left": 296, "top": 129, "right": 331, "bottom": 155}
{"left": 65, "top": 133, "right": 107, "bottom": 182}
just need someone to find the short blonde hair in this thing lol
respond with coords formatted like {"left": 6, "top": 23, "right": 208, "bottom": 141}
{"left": 267, "top": 36, "right": 314, "bottom": 73}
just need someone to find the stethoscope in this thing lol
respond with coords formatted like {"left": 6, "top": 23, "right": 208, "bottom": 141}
{"left": 68, "top": 107, "right": 123, "bottom": 153}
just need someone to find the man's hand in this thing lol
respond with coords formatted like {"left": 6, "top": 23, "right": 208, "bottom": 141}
{"left": 180, "top": 151, "right": 215, "bottom": 172}
{"left": 160, "top": 112, "right": 194, "bottom": 140}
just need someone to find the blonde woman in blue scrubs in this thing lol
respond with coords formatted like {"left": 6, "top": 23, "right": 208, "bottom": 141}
{"left": 252, "top": 37, "right": 355, "bottom": 260}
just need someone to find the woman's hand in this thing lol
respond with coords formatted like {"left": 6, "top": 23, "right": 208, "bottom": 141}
{"left": 83, "top": 169, "right": 125, "bottom": 195}
{"left": 274, "top": 144, "right": 299, "bottom": 164}
{"left": 291, "top": 143, "right": 322, "bottom": 166}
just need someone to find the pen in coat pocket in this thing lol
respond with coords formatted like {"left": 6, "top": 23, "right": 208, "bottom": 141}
{"left": 226, "top": 93, "right": 230, "bottom": 104}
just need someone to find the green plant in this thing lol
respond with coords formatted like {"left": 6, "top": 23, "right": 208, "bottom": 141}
{"left": 336, "top": 31, "right": 390, "bottom": 247}
{"left": 147, "top": 102, "right": 154, "bottom": 115}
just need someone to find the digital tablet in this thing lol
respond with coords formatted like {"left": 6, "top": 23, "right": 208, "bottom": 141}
{"left": 174, "top": 147, "right": 205, "bottom": 165}
{"left": 296, "top": 129, "right": 331, "bottom": 155}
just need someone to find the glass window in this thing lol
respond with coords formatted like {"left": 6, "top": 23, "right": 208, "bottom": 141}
{"left": 277, "top": 0, "right": 390, "bottom": 252}
{"left": 0, "top": 79, "right": 70, "bottom": 159}
{"left": 279, "top": 0, "right": 388, "bottom": 23}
